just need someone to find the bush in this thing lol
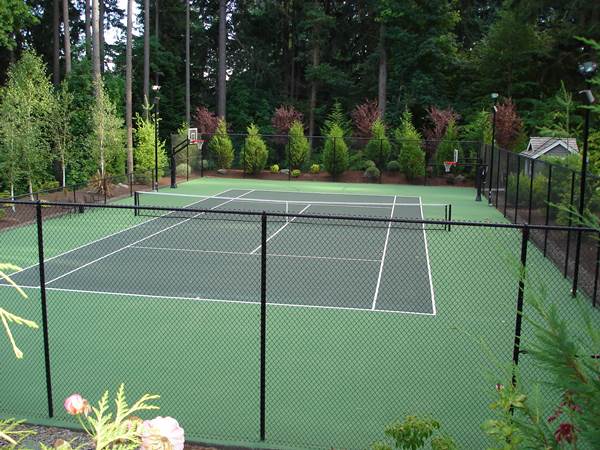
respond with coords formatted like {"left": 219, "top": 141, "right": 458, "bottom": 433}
{"left": 207, "top": 119, "right": 234, "bottom": 169}
{"left": 395, "top": 110, "right": 426, "bottom": 180}
{"left": 364, "top": 165, "right": 380, "bottom": 180}
{"left": 387, "top": 160, "right": 401, "bottom": 172}
{"left": 36, "top": 180, "right": 60, "bottom": 191}
{"left": 0, "top": 208, "right": 5, "bottom": 220}
{"left": 176, "top": 163, "right": 190, "bottom": 177}
{"left": 322, "top": 124, "right": 349, "bottom": 176}
{"left": 286, "top": 120, "right": 309, "bottom": 169}
{"left": 291, "top": 169, "right": 301, "bottom": 178}
{"left": 310, "top": 164, "right": 320, "bottom": 174}
{"left": 270, "top": 164, "right": 280, "bottom": 173}
{"left": 435, "top": 120, "right": 460, "bottom": 174}
{"left": 364, "top": 119, "right": 391, "bottom": 166}
{"left": 365, "top": 160, "right": 376, "bottom": 168}
{"left": 349, "top": 151, "right": 366, "bottom": 170}
{"left": 242, "top": 123, "right": 268, "bottom": 175}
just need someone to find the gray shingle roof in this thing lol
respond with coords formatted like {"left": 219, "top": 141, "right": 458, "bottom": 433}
{"left": 521, "top": 137, "right": 579, "bottom": 159}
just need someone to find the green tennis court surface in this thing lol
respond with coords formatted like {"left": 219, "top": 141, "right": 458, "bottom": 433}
{"left": 6, "top": 189, "right": 447, "bottom": 315}
{"left": 2, "top": 177, "right": 598, "bottom": 449}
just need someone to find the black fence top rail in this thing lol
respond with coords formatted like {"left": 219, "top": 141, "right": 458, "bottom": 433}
{"left": 4, "top": 199, "right": 597, "bottom": 233}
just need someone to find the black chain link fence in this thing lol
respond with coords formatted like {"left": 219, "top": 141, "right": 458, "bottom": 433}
{"left": 1, "top": 200, "right": 599, "bottom": 448}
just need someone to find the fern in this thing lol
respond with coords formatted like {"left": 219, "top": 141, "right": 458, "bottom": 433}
{"left": 0, "top": 418, "right": 36, "bottom": 447}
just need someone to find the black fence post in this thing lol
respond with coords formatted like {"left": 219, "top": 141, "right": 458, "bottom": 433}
{"left": 259, "top": 212, "right": 267, "bottom": 441}
{"left": 186, "top": 144, "right": 190, "bottom": 182}
{"left": 543, "top": 165, "right": 552, "bottom": 256}
{"left": 593, "top": 232, "right": 600, "bottom": 307}
{"left": 129, "top": 173, "right": 133, "bottom": 197}
{"left": 503, "top": 151, "right": 510, "bottom": 217}
{"left": 379, "top": 138, "right": 383, "bottom": 183}
{"left": 495, "top": 148, "right": 502, "bottom": 206}
{"left": 36, "top": 202, "right": 54, "bottom": 418}
{"left": 527, "top": 160, "right": 534, "bottom": 224}
{"left": 448, "top": 204, "right": 452, "bottom": 232}
{"left": 514, "top": 156, "right": 521, "bottom": 223}
{"left": 287, "top": 136, "right": 291, "bottom": 181}
{"left": 511, "top": 225, "right": 529, "bottom": 387}
{"left": 200, "top": 141, "right": 204, "bottom": 178}
{"left": 333, "top": 137, "right": 337, "bottom": 182}
{"left": 564, "top": 172, "right": 576, "bottom": 277}
{"left": 134, "top": 191, "right": 140, "bottom": 216}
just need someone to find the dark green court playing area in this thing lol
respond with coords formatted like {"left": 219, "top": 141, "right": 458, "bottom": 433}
{"left": 7, "top": 189, "right": 445, "bottom": 315}
{"left": 2, "top": 178, "right": 598, "bottom": 450}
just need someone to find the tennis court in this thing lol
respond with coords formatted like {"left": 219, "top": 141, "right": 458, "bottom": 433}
{"left": 5, "top": 188, "right": 450, "bottom": 315}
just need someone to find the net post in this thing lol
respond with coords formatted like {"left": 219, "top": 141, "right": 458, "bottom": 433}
{"left": 134, "top": 191, "right": 139, "bottom": 216}
{"left": 543, "top": 165, "right": 552, "bottom": 256}
{"left": 259, "top": 212, "right": 267, "bottom": 441}
{"left": 511, "top": 225, "right": 529, "bottom": 389}
{"left": 36, "top": 201, "right": 54, "bottom": 418}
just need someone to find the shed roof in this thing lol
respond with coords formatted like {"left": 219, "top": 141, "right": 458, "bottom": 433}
{"left": 521, "top": 137, "right": 579, "bottom": 159}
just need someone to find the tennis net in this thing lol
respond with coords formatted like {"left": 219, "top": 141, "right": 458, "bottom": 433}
{"left": 133, "top": 191, "right": 452, "bottom": 229}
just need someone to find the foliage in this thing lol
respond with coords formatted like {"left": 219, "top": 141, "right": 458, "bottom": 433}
{"left": 371, "top": 416, "right": 456, "bottom": 450}
{"left": 364, "top": 165, "right": 380, "bottom": 181}
{"left": 0, "top": 51, "right": 54, "bottom": 197}
{"left": 271, "top": 105, "right": 303, "bottom": 135}
{"left": 387, "top": 160, "right": 400, "bottom": 172}
{"left": 0, "top": 0, "right": 36, "bottom": 49}
{"left": 310, "top": 164, "right": 320, "bottom": 174}
{"left": 0, "top": 418, "right": 36, "bottom": 447}
{"left": 365, "top": 160, "right": 376, "bottom": 169}
{"left": 0, "top": 263, "right": 38, "bottom": 359}
{"left": 364, "top": 119, "right": 391, "bottom": 167}
{"left": 175, "top": 163, "right": 190, "bottom": 177}
{"left": 291, "top": 169, "right": 301, "bottom": 178}
{"left": 49, "top": 82, "right": 75, "bottom": 187}
{"left": 270, "top": 164, "right": 279, "bottom": 174}
{"left": 242, "top": 123, "right": 268, "bottom": 175}
{"left": 133, "top": 113, "right": 167, "bottom": 177}
{"left": 351, "top": 99, "right": 380, "bottom": 139}
{"left": 537, "top": 81, "right": 576, "bottom": 138}
{"left": 192, "top": 106, "right": 219, "bottom": 136}
{"left": 495, "top": 98, "right": 524, "bottom": 151}
{"left": 349, "top": 151, "right": 367, "bottom": 170}
{"left": 208, "top": 119, "right": 234, "bottom": 169}
{"left": 322, "top": 102, "right": 351, "bottom": 137}
{"left": 89, "top": 78, "right": 125, "bottom": 179}
{"left": 422, "top": 106, "right": 460, "bottom": 159}
{"left": 286, "top": 120, "right": 309, "bottom": 169}
{"left": 322, "top": 124, "right": 349, "bottom": 176}
{"left": 396, "top": 111, "right": 426, "bottom": 180}
{"left": 462, "top": 110, "right": 492, "bottom": 145}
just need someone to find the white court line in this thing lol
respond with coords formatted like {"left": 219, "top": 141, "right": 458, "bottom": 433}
{"left": 130, "top": 245, "right": 381, "bottom": 263}
{"left": 240, "top": 187, "right": 415, "bottom": 201}
{"left": 44, "top": 190, "right": 255, "bottom": 286}
{"left": 0, "top": 283, "right": 435, "bottom": 316}
{"left": 371, "top": 195, "right": 396, "bottom": 310}
{"left": 249, "top": 204, "right": 311, "bottom": 254}
{"left": 419, "top": 196, "right": 437, "bottom": 315}
{"left": 4, "top": 188, "right": 237, "bottom": 278}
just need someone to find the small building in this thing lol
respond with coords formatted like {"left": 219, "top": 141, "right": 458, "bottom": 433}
{"left": 521, "top": 137, "right": 579, "bottom": 174}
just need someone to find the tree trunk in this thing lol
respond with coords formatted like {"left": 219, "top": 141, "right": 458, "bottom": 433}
{"left": 217, "top": 0, "right": 226, "bottom": 119}
{"left": 92, "top": 0, "right": 101, "bottom": 89}
{"left": 63, "top": 0, "right": 71, "bottom": 74}
{"left": 126, "top": 0, "right": 134, "bottom": 174}
{"left": 53, "top": 0, "right": 60, "bottom": 85}
{"left": 61, "top": 153, "right": 66, "bottom": 187}
{"left": 308, "top": 36, "right": 319, "bottom": 143}
{"left": 185, "top": 0, "right": 190, "bottom": 124}
{"left": 85, "top": 0, "right": 91, "bottom": 56}
{"left": 377, "top": 23, "right": 386, "bottom": 119}
{"left": 99, "top": 0, "right": 104, "bottom": 74}
{"left": 155, "top": 0, "right": 159, "bottom": 44}
{"left": 143, "top": 0, "right": 150, "bottom": 118}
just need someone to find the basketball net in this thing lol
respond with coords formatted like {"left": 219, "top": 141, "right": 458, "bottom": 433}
{"left": 443, "top": 161, "right": 457, "bottom": 173}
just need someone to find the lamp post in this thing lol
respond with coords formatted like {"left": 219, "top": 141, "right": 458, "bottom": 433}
{"left": 488, "top": 93, "right": 499, "bottom": 205}
{"left": 152, "top": 83, "right": 161, "bottom": 191}
{"left": 572, "top": 60, "right": 597, "bottom": 296}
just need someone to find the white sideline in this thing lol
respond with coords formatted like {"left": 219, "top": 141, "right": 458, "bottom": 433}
{"left": 371, "top": 195, "right": 396, "bottom": 310}
{"left": 0, "top": 284, "right": 436, "bottom": 316}
{"left": 249, "top": 204, "right": 311, "bottom": 254}
{"left": 43, "top": 190, "right": 255, "bottom": 286}
{"left": 419, "top": 196, "right": 437, "bottom": 315}
{"left": 4, "top": 188, "right": 237, "bottom": 278}
{"left": 130, "top": 245, "right": 381, "bottom": 263}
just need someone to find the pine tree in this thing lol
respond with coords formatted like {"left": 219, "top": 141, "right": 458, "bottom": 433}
{"left": 286, "top": 120, "right": 309, "bottom": 169}
{"left": 133, "top": 112, "right": 167, "bottom": 177}
{"left": 242, "top": 123, "right": 268, "bottom": 175}
{"left": 208, "top": 119, "right": 234, "bottom": 169}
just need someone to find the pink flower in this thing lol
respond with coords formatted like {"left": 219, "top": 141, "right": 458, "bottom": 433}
{"left": 141, "top": 416, "right": 185, "bottom": 450}
{"left": 63, "top": 394, "right": 90, "bottom": 416}
{"left": 554, "top": 422, "right": 576, "bottom": 444}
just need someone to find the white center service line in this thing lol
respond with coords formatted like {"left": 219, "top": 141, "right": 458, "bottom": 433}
{"left": 249, "top": 204, "right": 311, "bottom": 254}
{"left": 44, "top": 190, "right": 255, "bottom": 285}
{"left": 371, "top": 195, "right": 396, "bottom": 310}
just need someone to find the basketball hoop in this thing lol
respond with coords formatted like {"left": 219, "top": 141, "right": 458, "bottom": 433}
{"left": 190, "top": 139, "right": 204, "bottom": 150}
{"left": 443, "top": 161, "right": 457, "bottom": 173}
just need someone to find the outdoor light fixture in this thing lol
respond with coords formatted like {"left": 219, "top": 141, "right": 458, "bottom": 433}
{"left": 578, "top": 61, "right": 598, "bottom": 79}
{"left": 152, "top": 84, "right": 161, "bottom": 92}
{"left": 491, "top": 92, "right": 499, "bottom": 100}
{"left": 488, "top": 93, "right": 500, "bottom": 205}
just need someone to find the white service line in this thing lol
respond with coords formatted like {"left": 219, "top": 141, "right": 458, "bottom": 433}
{"left": 4, "top": 188, "right": 237, "bottom": 278}
{"left": 44, "top": 190, "right": 255, "bottom": 286}
{"left": 419, "top": 196, "right": 436, "bottom": 315}
{"left": 0, "top": 283, "right": 436, "bottom": 316}
{"left": 130, "top": 245, "right": 380, "bottom": 263}
{"left": 249, "top": 204, "right": 311, "bottom": 254}
{"left": 371, "top": 196, "right": 397, "bottom": 310}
